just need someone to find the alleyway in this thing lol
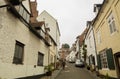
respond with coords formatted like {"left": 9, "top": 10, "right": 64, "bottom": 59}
{"left": 56, "top": 62, "right": 101, "bottom": 79}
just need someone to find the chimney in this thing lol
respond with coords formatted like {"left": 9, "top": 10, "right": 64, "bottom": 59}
{"left": 30, "top": 0, "right": 38, "bottom": 23}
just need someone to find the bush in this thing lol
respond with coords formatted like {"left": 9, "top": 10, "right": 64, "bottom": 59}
{"left": 44, "top": 64, "right": 54, "bottom": 76}
{"left": 104, "top": 73, "right": 109, "bottom": 79}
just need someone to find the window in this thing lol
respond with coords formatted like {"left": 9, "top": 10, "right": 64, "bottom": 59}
{"left": 97, "top": 48, "right": 115, "bottom": 70}
{"left": 37, "top": 52, "right": 44, "bottom": 66}
{"left": 100, "top": 49, "right": 108, "bottom": 68}
{"left": 97, "top": 30, "right": 101, "bottom": 44}
{"left": 107, "top": 13, "right": 116, "bottom": 34}
{"left": 18, "top": 4, "right": 30, "bottom": 23}
{"left": 13, "top": 41, "right": 24, "bottom": 64}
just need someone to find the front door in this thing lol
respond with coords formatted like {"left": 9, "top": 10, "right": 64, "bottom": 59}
{"left": 114, "top": 53, "right": 120, "bottom": 78}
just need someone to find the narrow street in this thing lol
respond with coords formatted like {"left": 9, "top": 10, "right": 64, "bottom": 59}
{"left": 56, "top": 62, "right": 100, "bottom": 79}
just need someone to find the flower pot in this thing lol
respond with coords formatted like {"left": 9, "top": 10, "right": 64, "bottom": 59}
{"left": 46, "top": 71, "right": 52, "bottom": 76}
{"left": 87, "top": 66, "right": 90, "bottom": 70}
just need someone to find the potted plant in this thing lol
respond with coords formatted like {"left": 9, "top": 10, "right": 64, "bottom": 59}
{"left": 44, "top": 64, "right": 53, "bottom": 76}
{"left": 86, "top": 65, "right": 90, "bottom": 70}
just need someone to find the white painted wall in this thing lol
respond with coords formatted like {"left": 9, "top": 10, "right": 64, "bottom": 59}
{"left": 85, "top": 26, "right": 97, "bottom": 66}
{"left": 37, "top": 11, "right": 60, "bottom": 45}
{"left": 76, "top": 39, "right": 80, "bottom": 59}
{"left": 0, "top": 1, "right": 49, "bottom": 78}
{"left": 37, "top": 10, "right": 60, "bottom": 64}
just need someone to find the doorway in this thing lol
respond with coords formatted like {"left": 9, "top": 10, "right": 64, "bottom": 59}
{"left": 114, "top": 52, "right": 120, "bottom": 78}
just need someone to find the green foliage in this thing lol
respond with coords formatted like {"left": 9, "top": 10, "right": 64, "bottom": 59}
{"left": 104, "top": 73, "right": 109, "bottom": 79}
{"left": 63, "top": 43, "right": 70, "bottom": 48}
{"left": 82, "top": 43, "right": 87, "bottom": 62}
{"left": 44, "top": 63, "right": 54, "bottom": 72}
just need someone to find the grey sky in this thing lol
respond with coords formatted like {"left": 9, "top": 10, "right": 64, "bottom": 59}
{"left": 36, "top": 0, "right": 103, "bottom": 47}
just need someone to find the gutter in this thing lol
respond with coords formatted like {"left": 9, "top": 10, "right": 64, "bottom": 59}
{"left": 0, "top": 4, "right": 9, "bottom": 8}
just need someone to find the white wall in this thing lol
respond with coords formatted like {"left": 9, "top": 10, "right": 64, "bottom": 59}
{"left": 37, "top": 11, "right": 61, "bottom": 64}
{"left": 85, "top": 26, "right": 97, "bottom": 66}
{"left": 0, "top": 1, "right": 49, "bottom": 78}
{"left": 37, "top": 11, "right": 60, "bottom": 45}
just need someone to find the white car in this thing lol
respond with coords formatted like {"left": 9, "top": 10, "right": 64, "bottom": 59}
{"left": 75, "top": 59, "right": 85, "bottom": 67}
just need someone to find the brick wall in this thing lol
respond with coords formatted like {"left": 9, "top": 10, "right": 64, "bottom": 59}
{"left": 30, "top": 1, "right": 38, "bottom": 23}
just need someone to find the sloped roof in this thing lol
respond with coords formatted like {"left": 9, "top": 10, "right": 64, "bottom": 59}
{"left": 92, "top": 0, "right": 106, "bottom": 26}
{"left": 31, "top": 21, "right": 45, "bottom": 29}
{"left": 79, "top": 28, "right": 88, "bottom": 47}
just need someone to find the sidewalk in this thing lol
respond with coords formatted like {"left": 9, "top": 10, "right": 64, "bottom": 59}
{"left": 40, "top": 68, "right": 62, "bottom": 79}
{"left": 84, "top": 68, "right": 102, "bottom": 79}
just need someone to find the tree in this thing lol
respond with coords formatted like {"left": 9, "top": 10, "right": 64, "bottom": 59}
{"left": 63, "top": 43, "right": 70, "bottom": 49}
{"left": 82, "top": 42, "right": 87, "bottom": 63}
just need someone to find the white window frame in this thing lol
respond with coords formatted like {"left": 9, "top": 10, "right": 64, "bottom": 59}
{"left": 107, "top": 12, "right": 116, "bottom": 34}
{"left": 100, "top": 49, "right": 109, "bottom": 69}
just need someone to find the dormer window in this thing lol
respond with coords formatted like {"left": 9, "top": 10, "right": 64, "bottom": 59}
{"left": 94, "top": 4, "right": 102, "bottom": 15}
{"left": 31, "top": 22, "right": 46, "bottom": 38}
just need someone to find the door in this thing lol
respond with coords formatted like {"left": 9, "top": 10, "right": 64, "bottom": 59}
{"left": 114, "top": 53, "right": 120, "bottom": 78}
{"left": 117, "top": 56, "right": 120, "bottom": 78}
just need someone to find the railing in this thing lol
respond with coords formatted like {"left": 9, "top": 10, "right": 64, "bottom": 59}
{"left": 7, "top": 0, "right": 31, "bottom": 23}
{"left": 13, "top": 4, "right": 30, "bottom": 23}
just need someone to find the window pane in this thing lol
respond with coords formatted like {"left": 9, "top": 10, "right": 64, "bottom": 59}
{"left": 100, "top": 50, "right": 108, "bottom": 68}
{"left": 19, "top": 5, "right": 24, "bottom": 16}
{"left": 38, "top": 53, "right": 44, "bottom": 66}
{"left": 109, "top": 24, "right": 113, "bottom": 33}
{"left": 18, "top": 46, "right": 23, "bottom": 59}
{"left": 13, "top": 41, "right": 24, "bottom": 64}
{"left": 108, "top": 13, "right": 116, "bottom": 34}
{"left": 112, "top": 21, "right": 116, "bottom": 32}
{"left": 26, "top": 14, "right": 30, "bottom": 23}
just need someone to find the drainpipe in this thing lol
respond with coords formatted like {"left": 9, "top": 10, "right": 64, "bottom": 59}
{"left": 91, "top": 24, "right": 98, "bottom": 71}
{"left": 48, "top": 46, "right": 50, "bottom": 65}
{"left": 55, "top": 21, "right": 58, "bottom": 69}
{"left": 78, "top": 39, "right": 81, "bottom": 60}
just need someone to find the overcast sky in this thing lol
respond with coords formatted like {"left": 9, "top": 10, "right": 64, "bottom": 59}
{"left": 36, "top": 0, "right": 103, "bottom": 47}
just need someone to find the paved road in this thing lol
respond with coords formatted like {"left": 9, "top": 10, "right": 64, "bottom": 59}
{"left": 56, "top": 62, "right": 100, "bottom": 79}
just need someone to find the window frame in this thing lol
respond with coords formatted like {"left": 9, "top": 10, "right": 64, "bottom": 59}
{"left": 37, "top": 52, "right": 44, "bottom": 66}
{"left": 107, "top": 12, "right": 116, "bottom": 34}
{"left": 13, "top": 41, "right": 24, "bottom": 64}
{"left": 18, "top": 4, "right": 30, "bottom": 23}
{"left": 99, "top": 49, "right": 109, "bottom": 69}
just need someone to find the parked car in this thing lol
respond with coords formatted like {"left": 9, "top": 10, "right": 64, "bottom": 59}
{"left": 68, "top": 57, "right": 75, "bottom": 63}
{"left": 75, "top": 59, "right": 85, "bottom": 67}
